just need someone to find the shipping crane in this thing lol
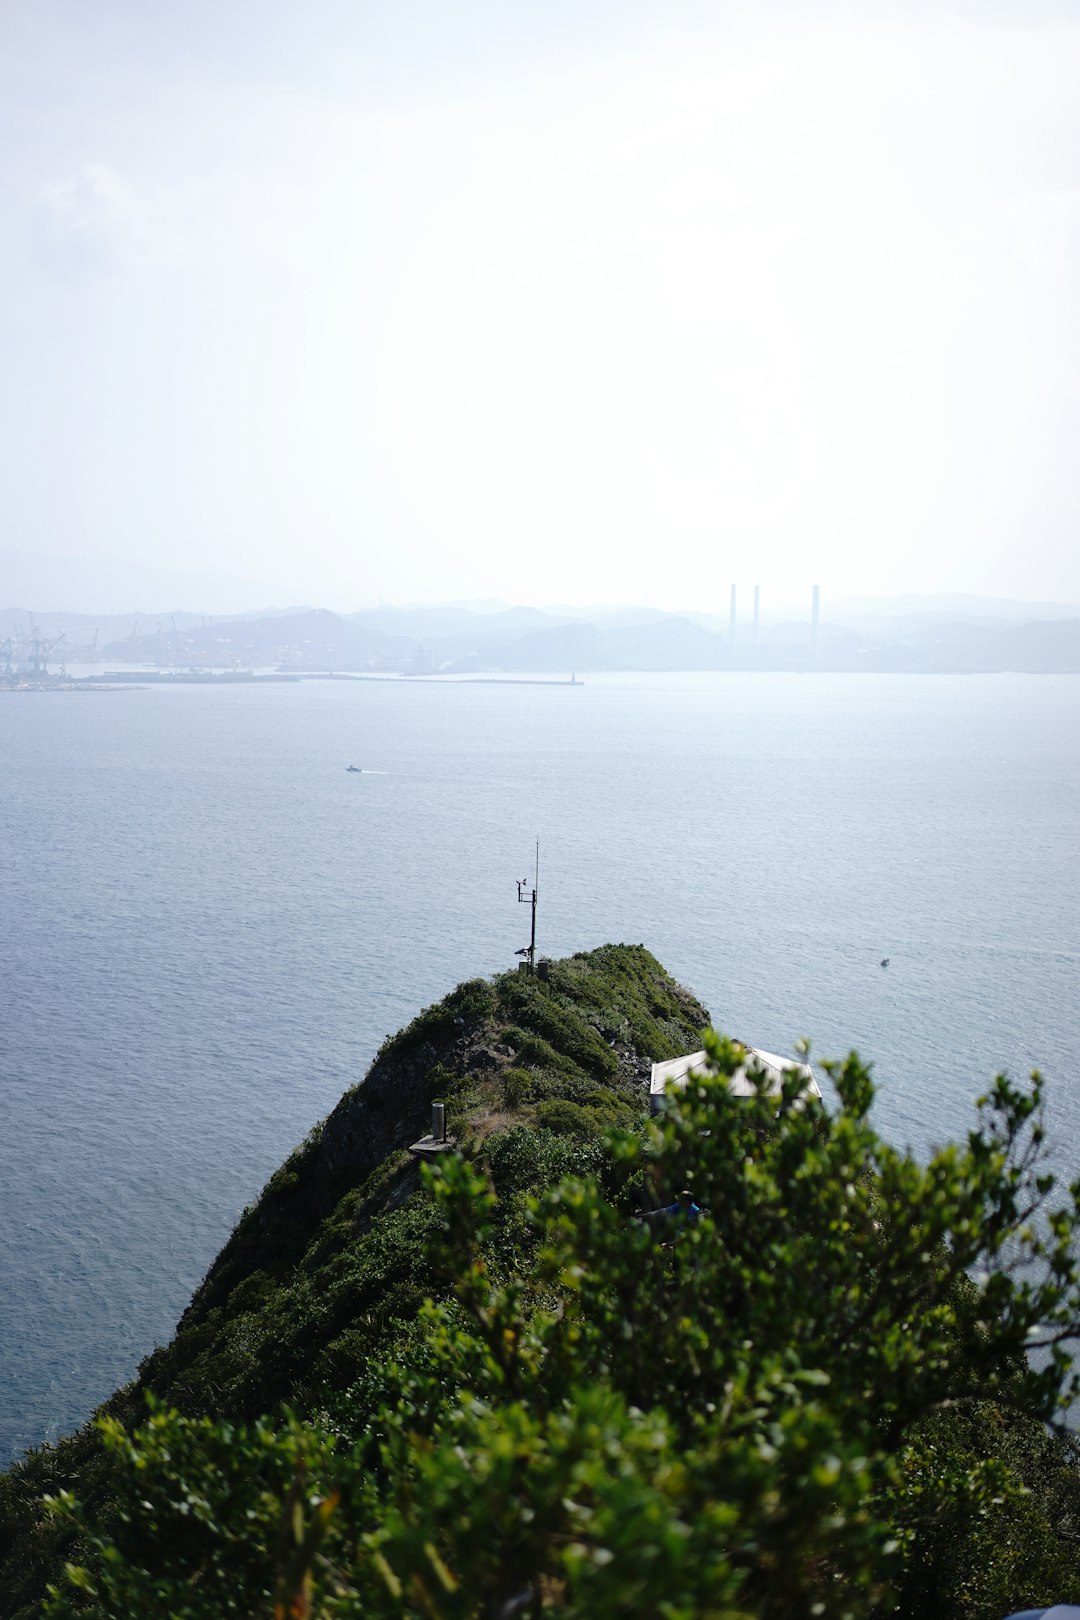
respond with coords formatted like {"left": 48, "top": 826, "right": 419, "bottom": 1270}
{"left": 25, "top": 617, "right": 64, "bottom": 678}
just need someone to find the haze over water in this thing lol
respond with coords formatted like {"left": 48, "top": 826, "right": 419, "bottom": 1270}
{"left": 1, "top": 671, "right": 1078, "bottom": 1461}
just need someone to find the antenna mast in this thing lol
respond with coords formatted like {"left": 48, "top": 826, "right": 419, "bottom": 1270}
{"left": 515, "top": 839, "right": 539, "bottom": 975}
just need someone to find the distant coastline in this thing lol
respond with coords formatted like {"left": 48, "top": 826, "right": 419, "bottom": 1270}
{"left": 4, "top": 596, "right": 1080, "bottom": 681}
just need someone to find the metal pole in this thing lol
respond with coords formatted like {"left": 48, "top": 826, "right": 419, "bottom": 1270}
{"left": 516, "top": 843, "right": 541, "bottom": 974}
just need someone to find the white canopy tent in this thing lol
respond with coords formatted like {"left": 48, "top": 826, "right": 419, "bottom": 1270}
{"left": 649, "top": 1044, "right": 822, "bottom": 1113}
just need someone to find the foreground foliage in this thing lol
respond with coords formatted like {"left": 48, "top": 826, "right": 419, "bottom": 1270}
{"left": 38, "top": 1036, "right": 1080, "bottom": 1619}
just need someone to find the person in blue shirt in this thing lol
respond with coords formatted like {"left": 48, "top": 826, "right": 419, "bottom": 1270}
{"left": 663, "top": 1188, "right": 703, "bottom": 1223}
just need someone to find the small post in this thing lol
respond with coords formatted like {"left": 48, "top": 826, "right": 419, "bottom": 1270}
{"left": 432, "top": 1102, "right": 446, "bottom": 1143}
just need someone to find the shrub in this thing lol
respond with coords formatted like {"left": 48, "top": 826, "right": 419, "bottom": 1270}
{"left": 41, "top": 1045, "right": 1080, "bottom": 1620}
{"left": 496, "top": 976, "right": 619, "bottom": 1079}
{"left": 533, "top": 1098, "right": 606, "bottom": 1139}
{"left": 500, "top": 1067, "right": 534, "bottom": 1107}
{"left": 484, "top": 1125, "right": 606, "bottom": 1200}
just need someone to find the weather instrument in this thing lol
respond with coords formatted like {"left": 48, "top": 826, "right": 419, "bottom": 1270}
{"left": 515, "top": 841, "right": 539, "bottom": 975}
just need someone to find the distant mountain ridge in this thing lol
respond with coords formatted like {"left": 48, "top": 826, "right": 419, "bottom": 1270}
{"left": 5, "top": 586, "right": 1080, "bottom": 673}
{"left": 89, "top": 605, "right": 1080, "bottom": 674}
{"left": 101, "top": 608, "right": 383, "bottom": 670}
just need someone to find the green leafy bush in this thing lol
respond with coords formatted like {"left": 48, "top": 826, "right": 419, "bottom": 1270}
{"left": 500, "top": 1066, "right": 534, "bottom": 1107}
{"left": 484, "top": 1125, "right": 607, "bottom": 1200}
{"left": 503, "top": 1027, "right": 587, "bottom": 1083}
{"left": 39, "top": 1039, "right": 1080, "bottom": 1620}
{"left": 533, "top": 1098, "right": 606, "bottom": 1139}
{"left": 496, "top": 976, "right": 619, "bottom": 1079}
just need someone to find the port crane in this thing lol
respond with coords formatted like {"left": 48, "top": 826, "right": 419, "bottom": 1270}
{"left": 24, "top": 618, "right": 65, "bottom": 678}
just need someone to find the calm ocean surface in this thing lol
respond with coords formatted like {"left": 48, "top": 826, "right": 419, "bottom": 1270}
{"left": 1, "top": 672, "right": 1078, "bottom": 1461}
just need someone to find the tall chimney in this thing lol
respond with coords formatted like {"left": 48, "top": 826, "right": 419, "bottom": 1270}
{"left": 753, "top": 585, "right": 760, "bottom": 645}
{"left": 811, "top": 584, "right": 820, "bottom": 664}
{"left": 729, "top": 584, "right": 737, "bottom": 663}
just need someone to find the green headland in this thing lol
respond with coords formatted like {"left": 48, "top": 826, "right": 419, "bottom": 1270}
{"left": 2, "top": 944, "right": 1078, "bottom": 1619}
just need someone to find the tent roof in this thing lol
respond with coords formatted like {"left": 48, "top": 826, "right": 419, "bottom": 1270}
{"left": 649, "top": 1044, "right": 822, "bottom": 1101}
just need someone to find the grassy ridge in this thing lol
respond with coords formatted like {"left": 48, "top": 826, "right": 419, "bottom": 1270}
{"left": 4, "top": 944, "right": 1079, "bottom": 1619}
{"left": 0, "top": 945, "right": 708, "bottom": 1618}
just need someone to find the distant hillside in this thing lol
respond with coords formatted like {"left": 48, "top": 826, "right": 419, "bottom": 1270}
{"left": 348, "top": 604, "right": 562, "bottom": 641}
{"left": 931, "top": 617, "right": 1080, "bottom": 672}
{"left": 450, "top": 615, "right": 733, "bottom": 673}
{"left": 444, "top": 614, "right": 1080, "bottom": 674}
{"left": 0, "top": 609, "right": 208, "bottom": 663}
{"left": 20, "top": 594, "right": 1080, "bottom": 674}
{"left": 102, "top": 607, "right": 389, "bottom": 671}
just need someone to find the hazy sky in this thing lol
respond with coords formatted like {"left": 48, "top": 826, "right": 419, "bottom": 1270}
{"left": 2, "top": 0, "right": 1079, "bottom": 611}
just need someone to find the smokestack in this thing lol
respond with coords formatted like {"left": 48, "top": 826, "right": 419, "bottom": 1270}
{"left": 729, "top": 584, "right": 737, "bottom": 663}
{"left": 811, "top": 584, "right": 820, "bottom": 664}
{"left": 753, "top": 585, "right": 760, "bottom": 645}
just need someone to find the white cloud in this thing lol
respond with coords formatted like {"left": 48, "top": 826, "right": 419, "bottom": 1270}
{"left": 34, "top": 162, "right": 141, "bottom": 273}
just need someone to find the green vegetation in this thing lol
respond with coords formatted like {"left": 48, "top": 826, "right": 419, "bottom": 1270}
{"left": 1, "top": 945, "right": 1079, "bottom": 1619}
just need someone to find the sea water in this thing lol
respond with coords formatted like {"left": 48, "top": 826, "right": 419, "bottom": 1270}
{"left": 1, "top": 672, "right": 1077, "bottom": 1461}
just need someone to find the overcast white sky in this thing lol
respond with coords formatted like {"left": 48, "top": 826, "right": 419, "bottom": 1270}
{"left": 2, "top": 0, "right": 1079, "bottom": 612}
